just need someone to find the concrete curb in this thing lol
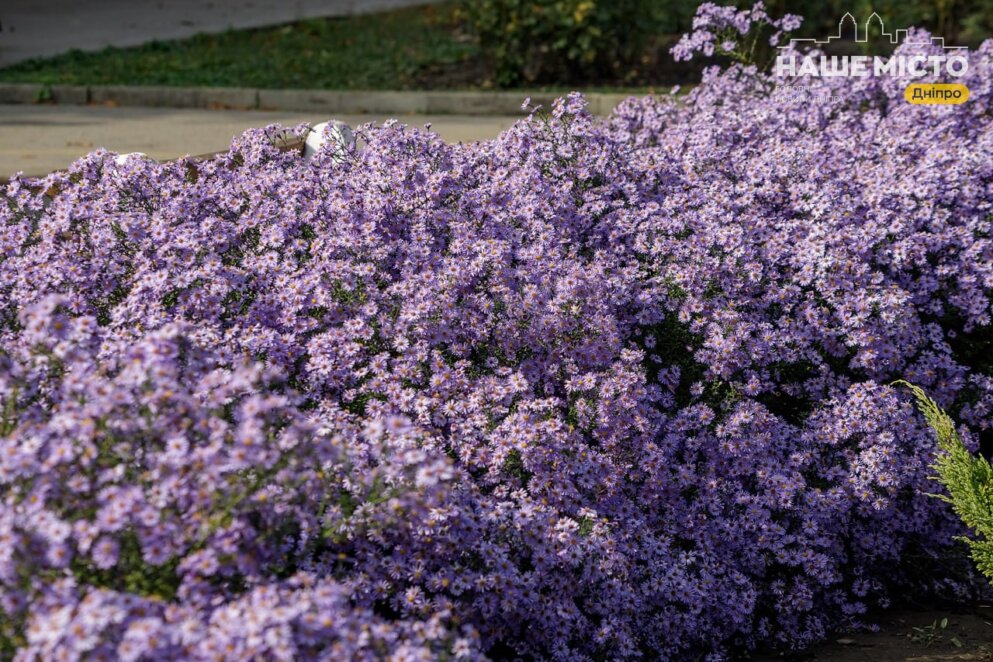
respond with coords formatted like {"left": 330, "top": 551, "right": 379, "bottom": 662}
{"left": 0, "top": 83, "right": 632, "bottom": 116}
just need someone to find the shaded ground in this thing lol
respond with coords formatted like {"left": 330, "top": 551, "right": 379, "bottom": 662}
{"left": 754, "top": 609, "right": 993, "bottom": 661}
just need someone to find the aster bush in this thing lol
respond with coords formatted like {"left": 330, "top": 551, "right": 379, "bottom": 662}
{"left": 2, "top": 4, "right": 993, "bottom": 659}
{"left": 671, "top": 1, "right": 802, "bottom": 64}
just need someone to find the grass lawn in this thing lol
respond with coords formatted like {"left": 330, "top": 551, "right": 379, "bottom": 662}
{"left": 0, "top": 4, "right": 696, "bottom": 92}
{"left": 0, "top": 5, "right": 482, "bottom": 91}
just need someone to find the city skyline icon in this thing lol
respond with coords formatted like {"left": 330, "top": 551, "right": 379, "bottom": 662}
{"left": 779, "top": 13, "right": 968, "bottom": 52}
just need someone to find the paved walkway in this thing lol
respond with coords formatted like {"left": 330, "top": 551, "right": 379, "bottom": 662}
{"left": 0, "top": 0, "right": 439, "bottom": 67}
{"left": 0, "top": 105, "right": 518, "bottom": 178}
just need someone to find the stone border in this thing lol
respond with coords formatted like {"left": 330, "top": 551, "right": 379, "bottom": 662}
{"left": 0, "top": 83, "right": 631, "bottom": 116}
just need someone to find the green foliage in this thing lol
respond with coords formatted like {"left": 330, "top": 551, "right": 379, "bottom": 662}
{"left": 900, "top": 381, "right": 993, "bottom": 582}
{"left": 909, "top": 616, "right": 963, "bottom": 648}
{"left": 456, "top": 0, "right": 993, "bottom": 86}
{"left": 0, "top": 5, "right": 476, "bottom": 90}
{"left": 456, "top": 0, "right": 662, "bottom": 86}
{"left": 501, "top": 448, "right": 532, "bottom": 486}
{"left": 70, "top": 530, "right": 182, "bottom": 601}
{"left": 3, "top": 1, "right": 991, "bottom": 91}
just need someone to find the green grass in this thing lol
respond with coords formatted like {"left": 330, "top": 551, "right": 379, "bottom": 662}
{"left": 0, "top": 4, "right": 697, "bottom": 93}
{"left": 0, "top": 4, "right": 480, "bottom": 90}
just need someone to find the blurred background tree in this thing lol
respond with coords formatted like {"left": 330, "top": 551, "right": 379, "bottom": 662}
{"left": 3, "top": 0, "right": 991, "bottom": 91}
{"left": 455, "top": 0, "right": 668, "bottom": 86}
{"left": 458, "top": 0, "right": 993, "bottom": 87}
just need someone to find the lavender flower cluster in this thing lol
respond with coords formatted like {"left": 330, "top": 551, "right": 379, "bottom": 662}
{"left": 1, "top": 11, "right": 992, "bottom": 659}
{"left": 671, "top": 1, "right": 802, "bottom": 62}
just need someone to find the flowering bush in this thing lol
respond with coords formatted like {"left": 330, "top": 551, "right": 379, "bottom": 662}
{"left": 671, "top": 1, "right": 802, "bottom": 63}
{"left": 2, "top": 5, "right": 993, "bottom": 658}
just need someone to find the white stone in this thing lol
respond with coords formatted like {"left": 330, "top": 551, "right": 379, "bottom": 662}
{"left": 304, "top": 121, "right": 355, "bottom": 163}
{"left": 113, "top": 152, "right": 154, "bottom": 165}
